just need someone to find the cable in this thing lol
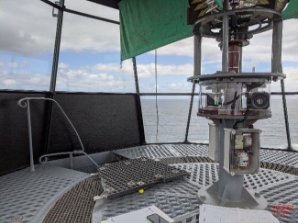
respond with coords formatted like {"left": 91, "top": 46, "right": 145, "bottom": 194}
{"left": 155, "top": 49, "right": 159, "bottom": 142}
{"left": 233, "top": 107, "right": 249, "bottom": 129}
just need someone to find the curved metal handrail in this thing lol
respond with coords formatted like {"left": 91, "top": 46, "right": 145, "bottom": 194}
{"left": 18, "top": 97, "right": 98, "bottom": 171}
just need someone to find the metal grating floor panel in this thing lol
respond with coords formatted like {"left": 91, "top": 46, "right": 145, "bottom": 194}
{"left": 98, "top": 158, "right": 189, "bottom": 199}
{"left": 113, "top": 144, "right": 209, "bottom": 160}
{"left": 114, "top": 144, "right": 298, "bottom": 167}
{"left": 42, "top": 175, "right": 102, "bottom": 223}
{"left": 1, "top": 144, "right": 298, "bottom": 223}
{"left": 0, "top": 165, "right": 88, "bottom": 223}
{"left": 99, "top": 179, "right": 201, "bottom": 221}
{"left": 259, "top": 150, "right": 298, "bottom": 167}
{"left": 172, "top": 163, "right": 296, "bottom": 191}
{"left": 98, "top": 163, "right": 298, "bottom": 223}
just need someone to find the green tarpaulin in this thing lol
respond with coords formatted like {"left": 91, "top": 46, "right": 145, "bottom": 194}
{"left": 119, "top": 0, "right": 298, "bottom": 61}
{"left": 119, "top": 0, "right": 193, "bottom": 61}
{"left": 282, "top": 0, "right": 298, "bottom": 20}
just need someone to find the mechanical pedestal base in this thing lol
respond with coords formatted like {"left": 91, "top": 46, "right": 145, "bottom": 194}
{"left": 197, "top": 181, "right": 267, "bottom": 209}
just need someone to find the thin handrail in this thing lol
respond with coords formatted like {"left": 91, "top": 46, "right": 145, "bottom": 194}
{"left": 17, "top": 97, "right": 98, "bottom": 171}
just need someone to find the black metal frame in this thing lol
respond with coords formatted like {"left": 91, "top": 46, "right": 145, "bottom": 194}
{"left": 4, "top": 0, "right": 295, "bottom": 152}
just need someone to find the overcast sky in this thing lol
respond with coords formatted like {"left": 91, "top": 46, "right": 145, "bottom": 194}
{"left": 0, "top": 0, "right": 297, "bottom": 93}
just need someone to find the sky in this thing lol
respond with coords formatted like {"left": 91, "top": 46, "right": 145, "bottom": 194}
{"left": 0, "top": 0, "right": 297, "bottom": 94}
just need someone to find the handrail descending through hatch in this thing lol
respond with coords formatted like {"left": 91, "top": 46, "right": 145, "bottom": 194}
{"left": 17, "top": 97, "right": 98, "bottom": 171}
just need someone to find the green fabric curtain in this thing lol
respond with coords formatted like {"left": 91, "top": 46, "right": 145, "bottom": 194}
{"left": 119, "top": 0, "right": 298, "bottom": 61}
{"left": 119, "top": 0, "right": 193, "bottom": 61}
{"left": 282, "top": 1, "right": 298, "bottom": 20}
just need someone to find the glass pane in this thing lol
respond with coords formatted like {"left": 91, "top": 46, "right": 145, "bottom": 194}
{"left": 56, "top": 13, "right": 135, "bottom": 92}
{"left": 141, "top": 96, "right": 190, "bottom": 143}
{"left": 138, "top": 38, "right": 194, "bottom": 93}
{"left": 254, "top": 96, "right": 287, "bottom": 149}
{"left": 0, "top": 0, "right": 57, "bottom": 90}
{"left": 283, "top": 20, "right": 298, "bottom": 92}
{"left": 188, "top": 90, "right": 210, "bottom": 144}
{"left": 65, "top": 0, "right": 119, "bottom": 21}
{"left": 287, "top": 95, "right": 298, "bottom": 151}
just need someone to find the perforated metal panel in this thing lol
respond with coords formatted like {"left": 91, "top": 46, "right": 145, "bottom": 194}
{"left": 0, "top": 165, "right": 88, "bottom": 223}
{"left": 115, "top": 145, "right": 298, "bottom": 168}
{"left": 260, "top": 150, "right": 298, "bottom": 167}
{"left": 99, "top": 179, "right": 201, "bottom": 221}
{"left": 172, "top": 163, "right": 296, "bottom": 191}
{"left": 113, "top": 144, "right": 209, "bottom": 159}
{"left": 43, "top": 176, "right": 102, "bottom": 223}
{"left": 98, "top": 163, "right": 298, "bottom": 223}
{"left": 98, "top": 158, "right": 189, "bottom": 199}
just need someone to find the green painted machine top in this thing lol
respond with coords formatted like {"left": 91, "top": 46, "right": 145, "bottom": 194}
{"left": 119, "top": 0, "right": 297, "bottom": 61}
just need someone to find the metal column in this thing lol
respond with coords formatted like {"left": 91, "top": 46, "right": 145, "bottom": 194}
{"left": 185, "top": 35, "right": 202, "bottom": 142}
{"left": 222, "top": 15, "right": 229, "bottom": 72}
{"left": 26, "top": 100, "right": 35, "bottom": 171}
{"left": 50, "top": 0, "right": 65, "bottom": 92}
{"left": 272, "top": 20, "right": 292, "bottom": 150}
{"left": 132, "top": 57, "right": 146, "bottom": 144}
{"left": 132, "top": 57, "right": 140, "bottom": 94}
{"left": 44, "top": 0, "right": 65, "bottom": 154}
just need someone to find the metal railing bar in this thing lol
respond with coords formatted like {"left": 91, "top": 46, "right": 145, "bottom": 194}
{"left": 40, "top": 0, "right": 120, "bottom": 25}
{"left": 17, "top": 97, "right": 99, "bottom": 170}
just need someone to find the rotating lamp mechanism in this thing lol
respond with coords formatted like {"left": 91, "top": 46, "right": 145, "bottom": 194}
{"left": 188, "top": 0, "right": 289, "bottom": 25}
{"left": 187, "top": 0, "right": 286, "bottom": 209}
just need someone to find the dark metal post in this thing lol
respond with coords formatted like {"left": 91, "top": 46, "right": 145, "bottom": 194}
{"left": 185, "top": 35, "right": 202, "bottom": 142}
{"left": 132, "top": 57, "right": 140, "bottom": 94}
{"left": 271, "top": 20, "right": 292, "bottom": 150}
{"left": 50, "top": 0, "right": 65, "bottom": 92}
{"left": 132, "top": 57, "right": 146, "bottom": 144}
{"left": 44, "top": 0, "right": 65, "bottom": 154}
{"left": 222, "top": 15, "right": 229, "bottom": 72}
{"left": 26, "top": 100, "right": 35, "bottom": 171}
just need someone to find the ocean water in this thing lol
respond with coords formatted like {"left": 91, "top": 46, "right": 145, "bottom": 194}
{"left": 141, "top": 98, "right": 298, "bottom": 150}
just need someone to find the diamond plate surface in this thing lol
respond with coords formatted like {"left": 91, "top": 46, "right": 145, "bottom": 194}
{"left": 0, "top": 165, "right": 88, "bottom": 223}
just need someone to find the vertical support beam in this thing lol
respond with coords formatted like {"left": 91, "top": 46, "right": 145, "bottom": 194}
{"left": 26, "top": 100, "right": 35, "bottom": 171}
{"left": 222, "top": 15, "right": 229, "bottom": 72}
{"left": 271, "top": 20, "right": 292, "bottom": 150}
{"left": 132, "top": 57, "right": 146, "bottom": 144}
{"left": 239, "top": 46, "right": 242, "bottom": 72}
{"left": 185, "top": 35, "right": 202, "bottom": 142}
{"left": 132, "top": 57, "right": 140, "bottom": 94}
{"left": 50, "top": 0, "right": 65, "bottom": 92}
{"left": 44, "top": 0, "right": 65, "bottom": 154}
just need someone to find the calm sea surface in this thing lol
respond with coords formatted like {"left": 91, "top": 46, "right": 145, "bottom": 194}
{"left": 141, "top": 99, "right": 298, "bottom": 150}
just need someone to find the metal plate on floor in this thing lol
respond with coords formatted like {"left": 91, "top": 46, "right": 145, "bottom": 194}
{"left": 98, "top": 157, "right": 189, "bottom": 199}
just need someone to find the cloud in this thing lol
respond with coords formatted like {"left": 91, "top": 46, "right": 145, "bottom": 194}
{"left": 0, "top": 62, "right": 4, "bottom": 67}
{"left": 8, "top": 62, "right": 18, "bottom": 68}
{"left": 0, "top": 70, "right": 50, "bottom": 90}
{"left": 1, "top": 0, "right": 297, "bottom": 70}
{"left": 56, "top": 68, "right": 134, "bottom": 92}
{"left": 81, "top": 60, "right": 194, "bottom": 78}
{"left": 58, "top": 63, "right": 70, "bottom": 69}
{"left": 0, "top": 0, "right": 120, "bottom": 55}
{"left": 2, "top": 79, "right": 17, "bottom": 86}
